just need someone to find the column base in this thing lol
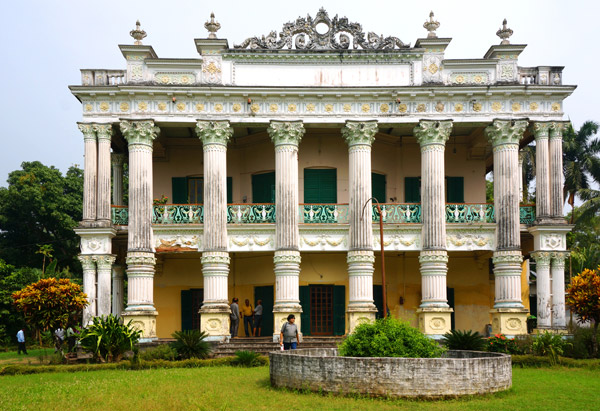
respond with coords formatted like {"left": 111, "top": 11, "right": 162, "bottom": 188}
{"left": 417, "top": 308, "right": 453, "bottom": 337}
{"left": 532, "top": 328, "right": 569, "bottom": 335}
{"left": 490, "top": 308, "right": 529, "bottom": 336}
{"left": 122, "top": 310, "right": 158, "bottom": 342}
{"left": 347, "top": 309, "right": 376, "bottom": 334}
{"left": 200, "top": 308, "right": 231, "bottom": 342}
{"left": 273, "top": 308, "right": 302, "bottom": 342}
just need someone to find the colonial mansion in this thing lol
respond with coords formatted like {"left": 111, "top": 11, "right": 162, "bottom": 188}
{"left": 71, "top": 10, "right": 574, "bottom": 341}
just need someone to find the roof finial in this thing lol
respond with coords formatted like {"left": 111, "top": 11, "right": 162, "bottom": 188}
{"left": 496, "top": 18, "right": 513, "bottom": 45}
{"left": 130, "top": 20, "right": 147, "bottom": 45}
{"left": 423, "top": 11, "right": 440, "bottom": 39}
{"left": 205, "top": 12, "right": 221, "bottom": 39}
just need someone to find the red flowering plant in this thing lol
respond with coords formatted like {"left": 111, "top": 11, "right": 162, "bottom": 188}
{"left": 486, "top": 333, "right": 521, "bottom": 354}
{"left": 153, "top": 195, "right": 169, "bottom": 216}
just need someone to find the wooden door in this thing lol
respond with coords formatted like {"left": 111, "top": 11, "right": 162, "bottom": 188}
{"left": 310, "top": 285, "right": 333, "bottom": 335}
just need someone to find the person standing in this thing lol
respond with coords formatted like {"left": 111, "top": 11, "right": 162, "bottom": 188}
{"left": 253, "top": 300, "right": 263, "bottom": 337}
{"left": 279, "top": 314, "right": 300, "bottom": 350}
{"left": 230, "top": 297, "right": 240, "bottom": 338}
{"left": 241, "top": 299, "right": 254, "bottom": 337}
{"left": 54, "top": 327, "right": 66, "bottom": 353}
{"left": 16, "top": 328, "right": 27, "bottom": 355}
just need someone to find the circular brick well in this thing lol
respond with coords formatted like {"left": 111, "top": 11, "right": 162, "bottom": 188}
{"left": 269, "top": 348, "right": 511, "bottom": 398}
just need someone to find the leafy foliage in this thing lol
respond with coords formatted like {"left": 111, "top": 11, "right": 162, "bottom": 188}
{"left": 232, "top": 350, "right": 262, "bottom": 367}
{"left": 79, "top": 315, "right": 141, "bottom": 362}
{"left": 566, "top": 268, "right": 600, "bottom": 355}
{"left": 531, "top": 331, "right": 570, "bottom": 365}
{"left": 170, "top": 330, "right": 211, "bottom": 360}
{"left": 338, "top": 318, "right": 445, "bottom": 358}
{"left": 139, "top": 344, "right": 177, "bottom": 361}
{"left": 0, "top": 162, "right": 83, "bottom": 274}
{"left": 12, "top": 278, "right": 87, "bottom": 335}
{"left": 441, "top": 329, "right": 486, "bottom": 351}
{"left": 486, "top": 334, "right": 521, "bottom": 354}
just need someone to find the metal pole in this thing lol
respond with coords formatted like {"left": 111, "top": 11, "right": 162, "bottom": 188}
{"left": 362, "top": 197, "right": 388, "bottom": 318}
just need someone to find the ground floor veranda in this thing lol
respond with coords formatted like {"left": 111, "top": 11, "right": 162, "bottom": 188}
{"left": 149, "top": 250, "right": 529, "bottom": 339}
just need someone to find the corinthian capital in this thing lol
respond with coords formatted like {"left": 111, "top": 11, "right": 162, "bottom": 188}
{"left": 531, "top": 122, "right": 550, "bottom": 139}
{"left": 111, "top": 153, "right": 126, "bottom": 167}
{"left": 341, "top": 121, "right": 378, "bottom": 147}
{"left": 268, "top": 121, "right": 305, "bottom": 147}
{"left": 485, "top": 119, "right": 528, "bottom": 147}
{"left": 77, "top": 122, "right": 96, "bottom": 141}
{"left": 120, "top": 120, "right": 159, "bottom": 147}
{"left": 196, "top": 120, "right": 233, "bottom": 146}
{"left": 94, "top": 123, "right": 114, "bottom": 141}
{"left": 414, "top": 120, "right": 453, "bottom": 147}
{"left": 549, "top": 121, "right": 569, "bottom": 140}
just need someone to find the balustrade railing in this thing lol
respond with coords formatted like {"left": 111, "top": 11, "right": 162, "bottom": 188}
{"left": 227, "top": 204, "right": 276, "bottom": 223}
{"left": 372, "top": 204, "right": 422, "bottom": 223}
{"left": 110, "top": 203, "right": 537, "bottom": 226}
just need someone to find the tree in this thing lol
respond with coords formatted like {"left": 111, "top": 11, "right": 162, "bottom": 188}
{"left": 0, "top": 162, "right": 83, "bottom": 274}
{"left": 12, "top": 278, "right": 88, "bottom": 342}
{"left": 566, "top": 268, "right": 600, "bottom": 356}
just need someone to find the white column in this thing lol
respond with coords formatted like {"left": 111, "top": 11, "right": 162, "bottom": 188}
{"left": 531, "top": 251, "right": 552, "bottom": 328}
{"left": 96, "top": 255, "right": 116, "bottom": 317}
{"left": 549, "top": 122, "right": 566, "bottom": 219}
{"left": 78, "top": 255, "right": 96, "bottom": 325}
{"left": 112, "top": 264, "right": 125, "bottom": 316}
{"left": 268, "top": 121, "right": 305, "bottom": 336}
{"left": 518, "top": 150, "right": 525, "bottom": 203}
{"left": 532, "top": 123, "right": 551, "bottom": 220}
{"left": 342, "top": 121, "right": 378, "bottom": 331}
{"left": 485, "top": 119, "right": 529, "bottom": 335}
{"left": 95, "top": 124, "right": 113, "bottom": 226}
{"left": 120, "top": 120, "right": 159, "bottom": 339}
{"left": 551, "top": 252, "right": 567, "bottom": 328}
{"left": 196, "top": 121, "right": 233, "bottom": 339}
{"left": 78, "top": 123, "right": 97, "bottom": 225}
{"left": 111, "top": 153, "right": 126, "bottom": 206}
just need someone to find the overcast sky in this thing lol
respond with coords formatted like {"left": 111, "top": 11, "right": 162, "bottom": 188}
{"left": 0, "top": 0, "right": 597, "bottom": 186}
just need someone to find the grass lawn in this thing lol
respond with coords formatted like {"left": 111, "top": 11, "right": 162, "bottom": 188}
{"left": 0, "top": 365, "right": 598, "bottom": 410}
{"left": 0, "top": 348, "right": 55, "bottom": 365}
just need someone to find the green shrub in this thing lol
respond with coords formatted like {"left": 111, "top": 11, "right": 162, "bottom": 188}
{"left": 139, "top": 344, "right": 177, "bottom": 361}
{"left": 531, "top": 331, "right": 571, "bottom": 365}
{"left": 441, "top": 329, "right": 486, "bottom": 351}
{"left": 170, "top": 330, "right": 211, "bottom": 359}
{"left": 79, "top": 315, "right": 141, "bottom": 362}
{"left": 232, "top": 350, "right": 261, "bottom": 367}
{"left": 564, "top": 326, "right": 600, "bottom": 359}
{"left": 512, "top": 354, "right": 600, "bottom": 369}
{"left": 338, "top": 318, "right": 445, "bottom": 358}
{"left": 486, "top": 334, "right": 521, "bottom": 354}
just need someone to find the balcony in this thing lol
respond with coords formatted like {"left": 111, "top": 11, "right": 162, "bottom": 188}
{"left": 111, "top": 203, "right": 535, "bottom": 226}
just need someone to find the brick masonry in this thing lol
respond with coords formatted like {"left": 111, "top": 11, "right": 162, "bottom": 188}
{"left": 269, "top": 348, "right": 511, "bottom": 398}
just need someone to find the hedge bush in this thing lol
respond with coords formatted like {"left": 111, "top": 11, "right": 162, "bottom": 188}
{"left": 338, "top": 318, "right": 445, "bottom": 358}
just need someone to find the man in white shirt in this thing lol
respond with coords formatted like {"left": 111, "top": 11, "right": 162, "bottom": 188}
{"left": 16, "top": 328, "right": 27, "bottom": 355}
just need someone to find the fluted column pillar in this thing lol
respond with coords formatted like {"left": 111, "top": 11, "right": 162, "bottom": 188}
{"left": 342, "top": 121, "right": 378, "bottom": 332}
{"left": 549, "top": 122, "right": 567, "bottom": 220}
{"left": 268, "top": 121, "right": 305, "bottom": 339}
{"left": 111, "top": 153, "right": 126, "bottom": 206}
{"left": 96, "top": 255, "right": 116, "bottom": 317}
{"left": 485, "top": 119, "right": 529, "bottom": 335}
{"left": 414, "top": 120, "right": 453, "bottom": 336}
{"left": 95, "top": 124, "right": 113, "bottom": 226}
{"left": 531, "top": 251, "right": 552, "bottom": 328}
{"left": 78, "top": 123, "right": 97, "bottom": 225}
{"left": 78, "top": 255, "right": 97, "bottom": 325}
{"left": 120, "top": 120, "right": 159, "bottom": 340}
{"left": 518, "top": 150, "right": 525, "bottom": 203}
{"left": 196, "top": 120, "right": 233, "bottom": 340}
{"left": 112, "top": 264, "right": 125, "bottom": 317}
{"left": 551, "top": 251, "right": 568, "bottom": 328}
{"left": 532, "top": 123, "right": 551, "bottom": 221}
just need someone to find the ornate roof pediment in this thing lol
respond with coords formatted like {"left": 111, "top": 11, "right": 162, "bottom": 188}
{"left": 234, "top": 8, "right": 410, "bottom": 51}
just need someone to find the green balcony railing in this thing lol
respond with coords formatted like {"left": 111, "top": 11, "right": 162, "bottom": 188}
{"left": 227, "top": 204, "right": 275, "bottom": 223}
{"left": 372, "top": 204, "right": 422, "bottom": 223}
{"left": 110, "top": 203, "right": 537, "bottom": 226}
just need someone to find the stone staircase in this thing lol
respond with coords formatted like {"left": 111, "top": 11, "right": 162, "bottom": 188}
{"left": 210, "top": 336, "right": 344, "bottom": 358}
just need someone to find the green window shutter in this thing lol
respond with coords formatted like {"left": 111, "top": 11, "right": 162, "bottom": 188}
{"left": 333, "top": 286, "right": 346, "bottom": 336}
{"left": 172, "top": 177, "right": 188, "bottom": 204}
{"left": 304, "top": 169, "right": 337, "bottom": 203}
{"left": 373, "top": 284, "right": 383, "bottom": 319}
{"left": 299, "top": 286, "right": 310, "bottom": 336}
{"left": 372, "top": 173, "right": 386, "bottom": 203}
{"left": 227, "top": 177, "right": 233, "bottom": 204}
{"left": 404, "top": 177, "right": 421, "bottom": 203}
{"left": 446, "top": 177, "right": 464, "bottom": 203}
{"left": 252, "top": 172, "right": 275, "bottom": 203}
{"left": 181, "top": 290, "right": 193, "bottom": 331}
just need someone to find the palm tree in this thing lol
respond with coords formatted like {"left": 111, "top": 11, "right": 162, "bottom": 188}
{"left": 563, "top": 121, "right": 600, "bottom": 224}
